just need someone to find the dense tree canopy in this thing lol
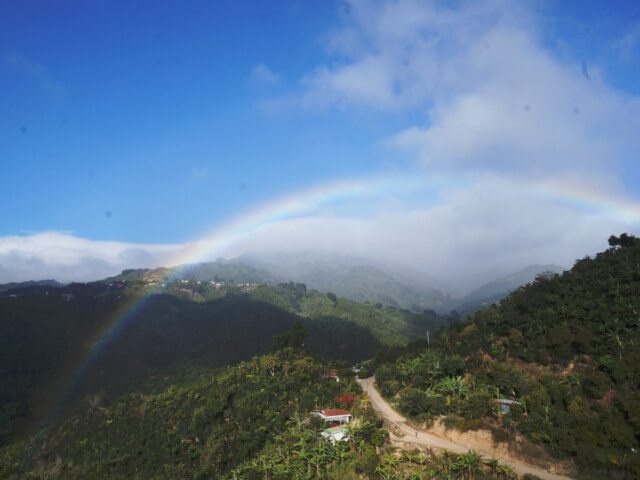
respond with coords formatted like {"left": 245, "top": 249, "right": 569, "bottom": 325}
{"left": 374, "top": 236, "right": 640, "bottom": 478}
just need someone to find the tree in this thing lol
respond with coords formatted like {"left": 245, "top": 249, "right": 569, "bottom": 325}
{"left": 327, "top": 292, "right": 337, "bottom": 304}
{"left": 271, "top": 321, "right": 308, "bottom": 353}
{"left": 608, "top": 233, "right": 638, "bottom": 248}
{"left": 289, "top": 321, "right": 308, "bottom": 350}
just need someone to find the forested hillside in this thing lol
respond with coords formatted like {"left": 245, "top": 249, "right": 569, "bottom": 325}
{"left": 118, "top": 254, "right": 457, "bottom": 313}
{"left": 0, "top": 336, "right": 522, "bottom": 480}
{"left": 374, "top": 235, "right": 640, "bottom": 478}
{"left": 0, "top": 344, "right": 364, "bottom": 479}
{"left": 455, "top": 264, "right": 565, "bottom": 315}
{"left": 4, "top": 237, "right": 638, "bottom": 478}
{"left": 0, "top": 277, "right": 452, "bottom": 447}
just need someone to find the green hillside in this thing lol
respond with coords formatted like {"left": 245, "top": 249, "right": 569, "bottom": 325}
{"left": 5, "top": 237, "right": 636, "bottom": 478}
{"left": 1, "top": 341, "right": 522, "bottom": 480}
{"left": 183, "top": 253, "right": 456, "bottom": 313}
{"left": 305, "top": 264, "right": 454, "bottom": 312}
{"left": 0, "top": 277, "right": 449, "bottom": 447}
{"left": 0, "top": 346, "right": 364, "bottom": 479}
{"left": 455, "top": 264, "right": 565, "bottom": 315}
{"left": 374, "top": 234, "right": 640, "bottom": 478}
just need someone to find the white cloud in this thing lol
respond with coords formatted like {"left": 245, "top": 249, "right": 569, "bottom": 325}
{"left": 0, "top": 232, "right": 181, "bottom": 283}
{"left": 613, "top": 22, "right": 640, "bottom": 59}
{"left": 291, "top": 0, "right": 528, "bottom": 110}
{"left": 285, "top": 0, "right": 640, "bottom": 179}
{"left": 248, "top": 63, "right": 280, "bottom": 87}
{"left": 3, "top": 52, "right": 67, "bottom": 99}
{"left": 386, "top": 25, "right": 640, "bottom": 176}
{"left": 192, "top": 166, "right": 209, "bottom": 179}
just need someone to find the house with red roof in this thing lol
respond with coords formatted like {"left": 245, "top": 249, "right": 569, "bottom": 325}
{"left": 312, "top": 409, "right": 353, "bottom": 425}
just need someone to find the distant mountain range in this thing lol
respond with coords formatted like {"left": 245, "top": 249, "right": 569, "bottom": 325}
{"left": 0, "top": 256, "right": 565, "bottom": 314}
{"left": 159, "top": 253, "right": 564, "bottom": 314}
{"left": 232, "top": 252, "right": 455, "bottom": 312}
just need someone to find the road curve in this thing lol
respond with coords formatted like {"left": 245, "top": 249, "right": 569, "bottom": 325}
{"left": 357, "top": 376, "right": 575, "bottom": 480}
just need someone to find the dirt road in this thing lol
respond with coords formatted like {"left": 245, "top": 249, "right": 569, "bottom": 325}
{"left": 357, "top": 376, "right": 575, "bottom": 480}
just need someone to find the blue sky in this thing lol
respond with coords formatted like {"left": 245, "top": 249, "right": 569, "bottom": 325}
{"left": 1, "top": 0, "right": 639, "bottom": 290}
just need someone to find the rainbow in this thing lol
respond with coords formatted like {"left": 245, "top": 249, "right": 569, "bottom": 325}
{"left": 529, "top": 177, "right": 640, "bottom": 225}
{"left": 44, "top": 173, "right": 444, "bottom": 421}
{"left": 45, "top": 172, "right": 640, "bottom": 423}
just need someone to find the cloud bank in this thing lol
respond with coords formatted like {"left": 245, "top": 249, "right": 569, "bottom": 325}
{"left": 292, "top": 0, "right": 639, "bottom": 177}
{"left": 223, "top": 180, "right": 626, "bottom": 292}
{"left": 0, "top": 232, "right": 181, "bottom": 284}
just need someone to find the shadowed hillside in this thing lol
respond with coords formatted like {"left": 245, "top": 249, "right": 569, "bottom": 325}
{"left": 0, "top": 277, "right": 450, "bottom": 446}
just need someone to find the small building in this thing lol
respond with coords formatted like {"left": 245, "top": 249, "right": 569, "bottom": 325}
{"left": 321, "top": 425, "right": 350, "bottom": 444}
{"left": 496, "top": 399, "right": 521, "bottom": 414}
{"left": 61, "top": 293, "right": 74, "bottom": 301}
{"left": 313, "top": 409, "right": 353, "bottom": 425}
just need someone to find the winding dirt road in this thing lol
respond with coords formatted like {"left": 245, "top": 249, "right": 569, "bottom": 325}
{"left": 357, "top": 376, "right": 575, "bottom": 480}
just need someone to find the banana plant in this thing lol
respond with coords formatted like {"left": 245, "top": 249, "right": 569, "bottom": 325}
{"left": 496, "top": 462, "right": 517, "bottom": 479}
{"left": 435, "top": 376, "right": 470, "bottom": 399}
{"left": 453, "top": 450, "right": 483, "bottom": 480}
{"left": 484, "top": 457, "right": 499, "bottom": 477}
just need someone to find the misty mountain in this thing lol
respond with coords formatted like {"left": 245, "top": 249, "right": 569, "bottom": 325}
{"left": 164, "top": 254, "right": 565, "bottom": 315}
{"left": 105, "top": 252, "right": 456, "bottom": 313}
{"left": 455, "top": 264, "right": 565, "bottom": 313}
{"left": 177, "top": 259, "right": 281, "bottom": 285}
{"left": 233, "top": 251, "right": 454, "bottom": 312}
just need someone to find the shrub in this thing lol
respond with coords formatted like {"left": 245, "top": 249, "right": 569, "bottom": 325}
{"left": 461, "top": 390, "right": 494, "bottom": 420}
